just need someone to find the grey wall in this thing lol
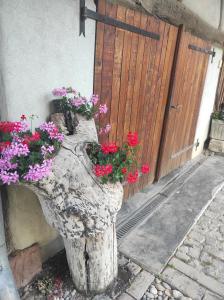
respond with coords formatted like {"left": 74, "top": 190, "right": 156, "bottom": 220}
{"left": 0, "top": 0, "right": 96, "bottom": 260}
{"left": 0, "top": 0, "right": 96, "bottom": 125}
{"left": 182, "top": 0, "right": 222, "bottom": 30}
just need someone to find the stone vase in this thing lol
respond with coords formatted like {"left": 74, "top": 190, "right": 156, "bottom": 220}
{"left": 209, "top": 119, "right": 224, "bottom": 153}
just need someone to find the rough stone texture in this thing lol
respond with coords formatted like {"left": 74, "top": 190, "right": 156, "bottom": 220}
{"left": 163, "top": 187, "right": 224, "bottom": 299}
{"left": 208, "top": 139, "right": 224, "bottom": 153}
{"left": 9, "top": 244, "right": 42, "bottom": 288}
{"left": 126, "top": 271, "right": 155, "bottom": 300}
{"left": 23, "top": 116, "right": 123, "bottom": 294}
{"left": 142, "top": 277, "right": 191, "bottom": 300}
{"left": 210, "top": 119, "right": 224, "bottom": 140}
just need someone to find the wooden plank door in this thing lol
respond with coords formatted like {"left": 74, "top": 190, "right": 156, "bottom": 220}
{"left": 157, "top": 28, "right": 211, "bottom": 179}
{"left": 94, "top": 0, "right": 178, "bottom": 199}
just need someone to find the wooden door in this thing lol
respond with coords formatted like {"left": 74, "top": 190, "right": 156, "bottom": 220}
{"left": 94, "top": 0, "right": 178, "bottom": 199}
{"left": 157, "top": 28, "right": 211, "bottom": 179}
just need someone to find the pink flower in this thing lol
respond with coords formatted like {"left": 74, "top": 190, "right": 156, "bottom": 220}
{"left": 99, "top": 104, "right": 108, "bottom": 114}
{"left": 2, "top": 142, "right": 30, "bottom": 159}
{"left": 39, "top": 122, "right": 64, "bottom": 142}
{"left": 0, "top": 170, "right": 19, "bottom": 185}
{"left": 23, "top": 159, "right": 53, "bottom": 182}
{"left": 91, "top": 94, "right": 99, "bottom": 105}
{"left": 41, "top": 145, "right": 55, "bottom": 156}
{"left": 99, "top": 124, "right": 111, "bottom": 135}
{"left": 71, "top": 97, "right": 86, "bottom": 107}
{"left": 52, "top": 87, "right": 67, "bottom": 97}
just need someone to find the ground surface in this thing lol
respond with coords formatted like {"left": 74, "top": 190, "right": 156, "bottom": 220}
{"left": 20, "top": 156, "right": 224, "bottom": 300}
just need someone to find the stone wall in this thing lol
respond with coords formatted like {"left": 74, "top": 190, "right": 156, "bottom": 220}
{"left": 0, "top": 0, "right": 96, "bottom": 260}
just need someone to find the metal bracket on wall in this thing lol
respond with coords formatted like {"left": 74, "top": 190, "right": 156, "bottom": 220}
{"left": 79, "top": 0, "right": 160, "bottom": 40}
{"left": 188, "top": 44, "right": 216, "bottom": 62}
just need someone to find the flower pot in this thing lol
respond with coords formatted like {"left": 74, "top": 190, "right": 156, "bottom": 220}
{"left": 52, "top": 99, "right": 75, "bottom": 135}
{"left": 210, "top": 119, "right": 224, "bottom": 140}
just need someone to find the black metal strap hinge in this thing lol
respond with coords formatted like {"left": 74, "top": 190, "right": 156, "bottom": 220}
{"left": 188, "top": 44, "right": 216, "bottom": 62}
{"left": 79, "top": 0, "right": 160, "bottom": 40}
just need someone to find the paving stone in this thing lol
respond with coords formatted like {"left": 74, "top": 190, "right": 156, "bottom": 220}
{"left": 117, "top": 293, "right": 135, "bottom": 300}
{"left": 172, "top": 290, "right": 183, "bottom": 299}
{"left": 169, "top": 258, "right": 224, "bottom": 298}
{"left": 126, "top": 262, "right": 142, "bottom": 276}
{"left": 175, "top": 250, "right": 191, "bottom": 263}
{"left": 126, "top": 271, "right": 154, "bottom": 300}
{"left": 200, "top": 252, "right": 213, "bottom": 265}
{"left": 188, "top": 231, "right": 205, "bottom": 243}
{"left": 162, "top": 267, "right": 205, "bottom": 300}
{"left": 203, "top": 291, "right": 223, "bottom": 300}
{"left": 188, "top": 246, "right": 201, "bottom": 259}
{"left": 93, "top": 295, "right": 112, "bottom": 300}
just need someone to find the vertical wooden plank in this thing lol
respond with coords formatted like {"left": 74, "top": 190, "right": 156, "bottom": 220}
{"left": 99, "top": 2, "right": 117, "bottom": 144}
{"left": 94, "top": 0, "right": 106, "bottom": 126}
{"left": 115, "top": 9, "right": 136, "bottom": 147}
{"left": 109, "top": 5, "right": 127, "bottom": 142}
{"left": 138, "top": 20, "right": 167, "bottom": 190}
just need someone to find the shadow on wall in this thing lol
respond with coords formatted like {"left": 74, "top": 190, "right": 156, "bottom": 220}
{"left": 6, "top": 186, "right": 63, "bottom": 261}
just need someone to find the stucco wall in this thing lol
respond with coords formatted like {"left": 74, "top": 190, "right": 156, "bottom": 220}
{"left": 0, "top": 0, "right": 96, "bottom": 260}
{"left": 192, "top": 47, "right": 223, "bottom": 159}
{"left": 182, "top": 0, "right": 221, "bottom": 30}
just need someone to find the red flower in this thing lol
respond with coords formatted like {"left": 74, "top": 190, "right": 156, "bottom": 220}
{"left": 127, "top": 132, "right": 138, "bottom": 147}
{"left": 101, "top": 143, "right": 118, "bottom": 154}
{"left": 0, "top": 141, "right": 11, "bottom": 152}
{"left": 141, "top": 164, "right": 150, "bottom": 174}
{"left": 20, "top": 114, "right": 27, "bottom": 120}
{"left": 31, "top": 132, "right": 41, "bottom": 142}
{"left": 121, "top": 167, "right": 127, "bottom": 174}
{"left": 127, "top": 170, "right": 139, "bottom": 184}
{"left": 0, "top": 122, "right": 22, "bottom": 133}
{"left": 23, "top": 132, "right": 41, "bottom": 144}
{"left": 93, "top": 164, "right": 113, "bottom": 177}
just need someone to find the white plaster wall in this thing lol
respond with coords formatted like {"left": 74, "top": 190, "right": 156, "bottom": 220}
{"left": 0, "top": 0, "right": 96, "bottom": 124}
{"left": 0, "top": 0, "right": 96, "bottom": 259}
{"left": 192, "top": 47, "right": 223, "bottom": 159}
{"left": 182, "top": 0, "right": 221, "bottom": 29}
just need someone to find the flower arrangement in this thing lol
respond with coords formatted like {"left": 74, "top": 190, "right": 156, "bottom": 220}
{"left": 87, "top": 132, "right": 150, "bottom": 184}
{"left": 52, "top": 87, "right": 111, "bottom": 135}
{"left": 0, "top": 116, "right": 63, "bottom": 185}
{"left": 52, "top": 87, "right": 101, "bottom": 120}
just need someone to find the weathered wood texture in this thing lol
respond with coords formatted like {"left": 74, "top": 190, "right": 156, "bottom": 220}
{"left": 214, "top": 58, "right": 224, "bottom": 111}
{"left": 157, "top": 28, "right": 210, "bottom": 179}
{"left": 64, "top": 223, "right": 117, "bottom": 294}
{"left": 23, "top": 116, "right": 123, "bottom": 294}
{"left": 94, "top": 0, "right": 178, "bottom": 198}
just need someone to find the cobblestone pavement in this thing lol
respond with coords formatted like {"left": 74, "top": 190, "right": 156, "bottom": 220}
{"left": 161, "top": 188, "right": 224, "bottom": 300}
{"left": 118, "top": 188, "right": 224, "bottom": 300}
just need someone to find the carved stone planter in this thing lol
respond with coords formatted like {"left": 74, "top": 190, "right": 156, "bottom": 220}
{"left": 24, "top": 116, "right": 123, "bottom": 295}
{"left": 209, "top": 119, "right": 224, "bottom": 153}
